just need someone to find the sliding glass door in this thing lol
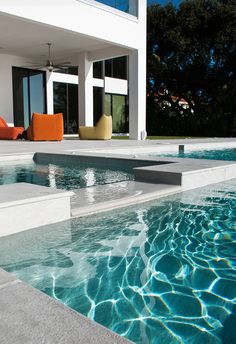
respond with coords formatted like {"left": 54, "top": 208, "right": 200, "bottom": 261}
{"left": 12, "top": 67, "right": 46, "bottom": 128}
{"left": 53, "top": 82, "right": 78, "bottom": 134}
{"left": 105, "top": 93, "right": 128, "bottom": 133}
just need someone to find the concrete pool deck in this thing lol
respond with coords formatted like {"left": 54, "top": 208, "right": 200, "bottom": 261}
{"left": 0, "top": 268, "right": 131, "bottom": 344}
{"left": 0, "top": 137, "right": 236, "bottom": 156}
{"left": 1, "top": 137, "right": 236, "bottom": 343}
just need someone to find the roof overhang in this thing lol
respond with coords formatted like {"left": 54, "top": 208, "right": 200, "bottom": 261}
{"left": 0, "top": 12, "right": 128, "bottom": 63}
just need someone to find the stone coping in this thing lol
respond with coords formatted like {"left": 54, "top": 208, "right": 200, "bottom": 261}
{"left": 0, "top": 183, "right": 74, "bottom": 209}
{"left": 0, "top": 183, "right": 74, "bottom": 237}
{"left": 0, "top": 269, "right": 131, "bottom": 344}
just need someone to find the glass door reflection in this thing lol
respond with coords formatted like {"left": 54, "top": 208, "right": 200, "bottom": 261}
{"left": 12, "top": 67, "right": 46, "bottom": 128}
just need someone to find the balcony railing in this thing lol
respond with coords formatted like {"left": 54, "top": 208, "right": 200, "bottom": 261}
{"left": 95, "top": 0, "right": 138, "bottom": 17}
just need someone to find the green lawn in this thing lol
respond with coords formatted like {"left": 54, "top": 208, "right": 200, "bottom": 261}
{"left": 65, "top": 135, "right": 204, "bottom": 140}
{"left": 147, "top": 136, "right": 203, "bottom": 140}
{"left": 112, "top": 135, "right": 203, "bottom": 140}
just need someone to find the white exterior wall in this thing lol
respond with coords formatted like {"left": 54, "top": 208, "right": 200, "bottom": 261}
{"left": 129, "top": 49, "right": 146, "bottom": 140}
{"left": 129, "top": 1, "right": 147, "bottom": 139}
{"left": 105, "top": 77, "right": 128, "bottom": 95}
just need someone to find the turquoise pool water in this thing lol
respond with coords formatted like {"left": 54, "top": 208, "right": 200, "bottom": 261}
{"left": 152, "top": 148, "right": 236, "bottom": 161}
{"left": 0, "top": 180, "right": 236, "bottom": 343}
{"left": 0, "top": 160, "right": 133, "bottom": 190}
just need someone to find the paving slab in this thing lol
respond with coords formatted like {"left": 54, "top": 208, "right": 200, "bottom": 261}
{"left": 0, "top": 268, "right": 18, "bottom": 286}
{"left": 133, "top": 158, "right": 236, "bottom": 189}
{"left": 0, "top": 269, "right": 131, "bottom": 344}
{"left": 0, "top": 182, "right": 73, "bottom": 205}
{"left": 0, "top": 137, "right": 236, "bottom": 156}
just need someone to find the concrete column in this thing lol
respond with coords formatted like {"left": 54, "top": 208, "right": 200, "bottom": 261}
{"left": 46, "top": 71, "right": 54, "bottom": 114}
{"left": 129, "top": 49, "right": 146, "bottom": 140}
{"left": 78, "top": 52, "right": 94, "bottom": 126}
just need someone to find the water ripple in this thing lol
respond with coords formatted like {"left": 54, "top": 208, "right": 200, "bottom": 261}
{"left": 0, "top": 179, "right": 236, "bottom": 343}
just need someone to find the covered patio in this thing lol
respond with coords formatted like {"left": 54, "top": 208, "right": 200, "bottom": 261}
{"left": 0, "top": 0, "right": 146, "bottom": 139}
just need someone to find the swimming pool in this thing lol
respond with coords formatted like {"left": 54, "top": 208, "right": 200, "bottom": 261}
{"left": 0, "top": 179, "right": 235, "bottom": 343}
{"left": 150, "top": 148, "right": 236, "bottom": 161}
{"left": 0, "top": 160, "right": 133, "bottom": 190}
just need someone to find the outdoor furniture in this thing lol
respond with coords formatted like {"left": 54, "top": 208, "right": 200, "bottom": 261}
{"left": 27, "top": 113, "right": 64, "bottom": 141}
{"left": 79, "top": 114, "right": 112, "bottom": 140}
{"left": 0, "top": 116, "right": 24, "bottom": 140}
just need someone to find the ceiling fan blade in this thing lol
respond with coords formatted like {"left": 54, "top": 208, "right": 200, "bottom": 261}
{"left": 54, "top": 64, "right": 78, "bottom": 68}
{"left": 66, "top": 65, "right": 78, "bottom": 69}
{"left": 53, "top": 66, "right": 71, "bottom": 69}
{"left": 20, "top": 65, "right": 45, "bottom": 69}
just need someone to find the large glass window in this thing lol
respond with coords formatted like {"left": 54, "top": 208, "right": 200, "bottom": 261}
{"left": 93, "top": 87, "right": 103, "bottom": 125}
{"left": 105, "top": 56, "right": 127, "bottom": 79}
{"left": 53, "top": 67, "right": 78, "bottom": 75}
{"left": 53, "top": 82, "right": 78, "bottom": 134}
{"left": 105, "top": 59, "right": 112, "bottom": 78}
{"left": 12, "top": 67, "right": 46, "bottom": 128}
{"left": 105, "top": 93, "right": 128, "bottom": 133}
{"left": 95, "top": 0, "right": 138, "bottom": 16}
{"left": 94, "top": 57, "right": 128, "bottom": 80}
{"left": 93, "top": 61, "right": 103, "bottom": 79}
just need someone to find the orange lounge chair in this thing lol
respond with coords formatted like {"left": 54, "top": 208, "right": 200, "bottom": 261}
{"left": 27, "top": 113, "right": 64, "bottom": 141}
{"left": 0, "top": 116, "right": 24, "bottom": 140}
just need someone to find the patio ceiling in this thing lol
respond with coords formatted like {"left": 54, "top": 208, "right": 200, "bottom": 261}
{"left": 0, "top": 12, "right": 114, "bottom": 63}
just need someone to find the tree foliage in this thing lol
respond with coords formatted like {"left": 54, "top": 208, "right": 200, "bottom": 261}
{"left": 147, "top": 0, "right": 236, "bottom": 136}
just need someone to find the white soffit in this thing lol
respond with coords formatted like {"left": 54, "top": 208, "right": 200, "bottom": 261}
{"left": 0, "top": 12, "right": 113, "bottom": 61}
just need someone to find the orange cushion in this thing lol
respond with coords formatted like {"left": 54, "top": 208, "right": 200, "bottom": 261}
{"left": 27, "top": 113, "right": 64, "bottom": 141}
{"left": 0, "top": 117, "right": 8, "bottom": 128}
{"left": 0, "top": 127, "right": 24, "bottom": 140}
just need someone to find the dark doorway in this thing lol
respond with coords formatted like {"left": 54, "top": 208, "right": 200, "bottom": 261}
{"left": 12, "top": 67, "right": 46, "bottom": 128}
{"left": 53, "top": 82, "right": 78, "bottom": 134}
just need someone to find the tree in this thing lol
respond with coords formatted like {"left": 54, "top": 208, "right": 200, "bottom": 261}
{"left": 147, "top": 0, "right": 236, "bottom": 136}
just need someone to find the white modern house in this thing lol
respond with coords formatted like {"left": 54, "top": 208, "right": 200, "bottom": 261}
{"left": 0, "top": 0, "right": 147, "bottom": 139}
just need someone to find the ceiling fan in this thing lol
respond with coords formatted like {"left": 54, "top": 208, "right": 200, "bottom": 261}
{"left": 25, "top": 43, "right": 77, "bottom": 72}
